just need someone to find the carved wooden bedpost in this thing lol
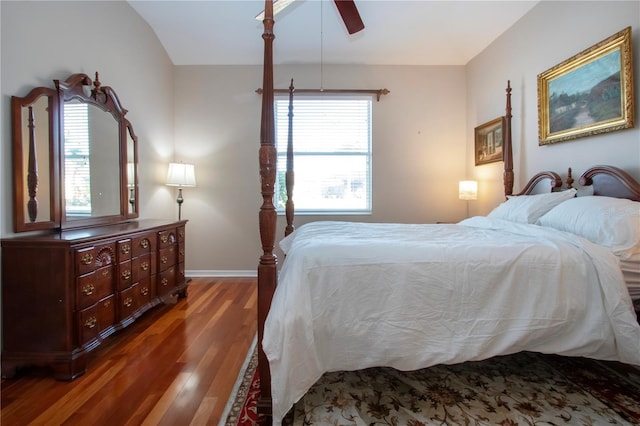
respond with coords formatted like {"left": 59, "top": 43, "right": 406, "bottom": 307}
{"left": 285, "top": 79, "right": 295, "bottom": 237}
{"left": 27, "top": 106, "right": 39, "bottom": 222}
{"left": 258, "top": 0, "right": 276, "bottom": 419}
{"left": 503, "top": 80, "right": 514, "bottom": 197}
{"left": 566, "top": 168, "right": 574, "bottom": 189}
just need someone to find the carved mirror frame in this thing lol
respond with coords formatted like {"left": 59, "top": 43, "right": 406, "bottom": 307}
{"left": 11, "top": 72, "right": 139, "bottom": 232}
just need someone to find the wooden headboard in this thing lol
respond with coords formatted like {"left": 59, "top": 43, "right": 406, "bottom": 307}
{"left": 513, "top": 171, "right": 563, "bottom": 195}
{"left": 579, "top": 165, "right": 640, "bottom": 201}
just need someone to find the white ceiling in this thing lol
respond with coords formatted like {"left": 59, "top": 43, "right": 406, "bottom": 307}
{"left": 128, "top": 0, "right": 539, "bottom": 66}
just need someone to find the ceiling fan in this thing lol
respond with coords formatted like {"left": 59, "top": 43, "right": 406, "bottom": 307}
{"left": 256, "top": 0, "right": 365, "bottom": 35}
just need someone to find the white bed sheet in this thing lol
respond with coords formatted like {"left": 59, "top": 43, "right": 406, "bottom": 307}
{"left": 620, "top": 255, "right": 640, "bottom": 299}
{"left": 262, "top": 217, "right": 640, "bottom": 425}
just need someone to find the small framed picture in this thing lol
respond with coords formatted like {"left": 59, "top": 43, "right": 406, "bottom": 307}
{"left": 474, "top": 116, "right": 504, "bottom": 166}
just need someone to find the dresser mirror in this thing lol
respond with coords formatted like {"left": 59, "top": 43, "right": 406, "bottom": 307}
{"left": 11, "top": 72, "right": 139, "bottom": 232}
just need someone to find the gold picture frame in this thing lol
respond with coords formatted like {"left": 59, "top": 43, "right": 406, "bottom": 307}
{"left": 538, "top": 26, "right": 635, "bottom": 145}
{"left": 475, "top": 116, "right": 505, "bottom": 166}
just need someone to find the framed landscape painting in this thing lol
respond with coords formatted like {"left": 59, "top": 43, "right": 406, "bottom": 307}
{"left": 538, "top": 26, "right": 635, "bottom": 145}
{"left": 474, "top": 117, "right": 504, "bottom": 166}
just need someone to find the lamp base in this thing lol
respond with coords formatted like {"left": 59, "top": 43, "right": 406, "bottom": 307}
{"left": 176, "top": 188, "right": 184, "bottom": 220}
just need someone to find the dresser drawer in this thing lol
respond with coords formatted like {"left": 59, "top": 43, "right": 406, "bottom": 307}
{"left": 158, "top": 229, "right": 176, "bottom": 248}
{"left": 95, "top": 265, "right": 114, "bottom": 300}
{"left": 75, "top": 247, "right": 96, "bottom": 276}
{"left": 132, "top": 233, "right": 154, "bottom": 258}
{"left": 157, "top": 266, "right": 176, "bottom": 297}
{"left": 118, "top": 284, "right": 138, "bottom": 320}
{"left": 117, "top": 239, "right": 132, "bottom": 263}
{"left": 117, "top": 260, "right": 133, "bottom": 292}
{"left": 78, "top": 304, "right": 99, "bottom": 346}
{"left": 77, "top": 272, "right": 98, "bottom": 309}
{"left": 97, "top": 295, "right": 116, "bottom": 334}
{"left": 75, "top": 243, "right": 116, "bottom": 275}
{"left": 131, "top": 253, "right": 151, "bottom": 283}
{"left": 136, "top": 277, "right": 151, "bottom": 308}
{"left": 158, "top": 245, "right": 176, "bottom": 272}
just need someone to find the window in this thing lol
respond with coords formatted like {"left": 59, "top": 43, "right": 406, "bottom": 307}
{"left": 63, "top": 103, "right": 91, "bottom": 215}
{"left": 275, "top": 95, "right": 372, "bottom": 214}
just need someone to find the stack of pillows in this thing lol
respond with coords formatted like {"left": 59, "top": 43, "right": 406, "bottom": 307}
{"left": 487, "top": 188, "right": 640, "bottom": 261}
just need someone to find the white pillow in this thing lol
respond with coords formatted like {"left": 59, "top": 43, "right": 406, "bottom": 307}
{"left": 487, "top": 188, "right": 577, "bottom": 224}
{"left": 536, "top": 196, "right": 640, "bottom": 260}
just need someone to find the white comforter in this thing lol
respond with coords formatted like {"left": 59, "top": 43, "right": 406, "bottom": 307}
{"left": 262, "top": 217, "right": 640, "bottom": 425}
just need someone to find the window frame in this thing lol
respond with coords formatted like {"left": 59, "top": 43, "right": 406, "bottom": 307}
{"left": 274, "top": 94, "right": 373, "bottom": 215}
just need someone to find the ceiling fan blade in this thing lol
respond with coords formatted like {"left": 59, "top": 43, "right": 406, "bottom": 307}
{"left": 255, "top": 0, "right": 296, "bottom": 20}
{"left": 333, "top": 0, "right": 365, "bottom": 34}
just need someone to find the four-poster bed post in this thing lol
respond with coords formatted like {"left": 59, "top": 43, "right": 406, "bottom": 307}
{"left": 503, "top": 80, "right": 514, "bottom": 197}
{"left": 257, "top": 0, "right": 276, "bottom": 417}
{"left": 285, "top": 79, "right": 295, "bottom": 237}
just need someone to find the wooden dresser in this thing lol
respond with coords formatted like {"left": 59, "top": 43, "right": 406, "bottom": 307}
{"left": 1, "top": 219, "right": 187, "bottom": 380}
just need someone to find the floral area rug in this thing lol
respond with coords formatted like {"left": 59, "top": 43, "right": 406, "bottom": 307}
{"left": 224, "top": 348, "right": 640, "bottom": 425}
{"left": 220, "top": 339, "right": 262, "bottom": 426}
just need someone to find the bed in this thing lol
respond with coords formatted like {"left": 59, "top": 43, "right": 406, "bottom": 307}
{"left": 255, "top": 3, "right": 640, "bottom": 425}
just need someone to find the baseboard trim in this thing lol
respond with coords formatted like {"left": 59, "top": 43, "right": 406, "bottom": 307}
{"left": 185, "top": 270, "right": 257, "bottom": 278}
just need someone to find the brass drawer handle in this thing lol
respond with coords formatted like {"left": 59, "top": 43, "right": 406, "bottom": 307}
{"left": 82, "top": 284, "right": 95, "bottom": 296}
{"left": 141, "top": 262, "right": 149, "bottom": 271}
{"left": 141, "top": 287, "right": 149, "bottom": 296}
{"left": 81, "top": 253, "right": 93, "bottom": 265}
{"left": 121, "top": 244, "right": 130, "bottom": 254}
{"left": 161, "top": 278, "right": 168, "bottom": 287}
{"left": 161, "top": 256, "right": 168, "bottom": 264}
{"left": 140, "top": 239, "right": 149, "bottom": 249}
{"left": 124, "top": 297, "right": 133, "bottom": 307}
{"left": 85, "top": 316, "right": 97, "bottom": 329}
{"left": 161, "top": 235, "right": 168, "bottom": 244}
{"left": 179, "top": 248, "right": 185, "bottom": 256}
{"left": 121, "top": 270, "right": 131, "bottom": 280}
{"left": 102, "top": 269, "right": 110, "bottom": 277}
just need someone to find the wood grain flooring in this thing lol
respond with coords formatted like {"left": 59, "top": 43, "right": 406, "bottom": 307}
{"left": 1, "top": 277, "right": 257, "bottom": 426}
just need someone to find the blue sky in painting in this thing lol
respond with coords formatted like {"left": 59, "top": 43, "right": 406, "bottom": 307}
{"left": 549, "top": 50, "right": 620, "bottom": 96}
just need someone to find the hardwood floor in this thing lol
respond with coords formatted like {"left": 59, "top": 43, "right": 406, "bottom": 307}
{"left": 1, "top": 277, "right": 257, "bottom": 426}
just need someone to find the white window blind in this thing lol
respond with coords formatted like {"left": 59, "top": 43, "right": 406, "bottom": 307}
{"left": 63, "top": 103, "right": 91, "bottom": 215}
{"left": 275, "top": 96, "right": 372, "bottom": 214}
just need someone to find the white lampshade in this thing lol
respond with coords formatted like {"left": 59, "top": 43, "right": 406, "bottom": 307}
{"left": 166, "top": 163, "right": 196, "bottom": 187}
{"left": 127, "top": 162, "right": 136, "bottom": 187}
{"left": 459, "top": 180, "right": 478, "bottom": 201}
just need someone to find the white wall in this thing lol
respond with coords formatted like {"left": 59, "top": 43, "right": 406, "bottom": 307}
{"left": 173, "top": 64, "right": 467, "bottom": 273}
{"left": 466, "top": 1, "right": 640, "bottom": 215}
{"left": 0, "top": 1, "right": 175, "bottom": 238}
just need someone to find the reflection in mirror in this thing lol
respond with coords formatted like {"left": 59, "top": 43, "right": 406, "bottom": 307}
{"left": 63, "top": 100, "right": 120, "bottom": 220}
{"left": 11, "top": 87, "right": 60, "bottom": 233}
{"left": 126, "top": 128, "right": 137, "bottom": 215}
{"left": 22, "top": 98, "right": 52, "bottom": 223}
